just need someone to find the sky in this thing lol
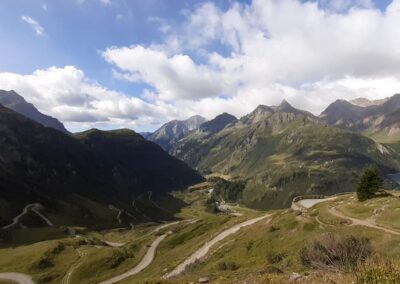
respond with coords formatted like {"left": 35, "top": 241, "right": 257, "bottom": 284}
{"left": 0, "top": 0, "right": 399, "bottom": 132}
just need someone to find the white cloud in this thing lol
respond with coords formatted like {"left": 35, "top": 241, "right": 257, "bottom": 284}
{"left": 0, "top": 66, "right": 191, "bottom": 132}
{"left": 101, "top": 0, "right": 400, "bottom": 121}
{"left": 7, "top": 1, "right": 400, "bottom": 132}
{"left": 148, "top": 17, "right": 172, "bottom": 34}
{"left": 21, "top": 15, "right": 45, "bottom": 36}
{"left": 99, "top": 0, "right": 113, "bottom": 6}
{"left": 102, "top": 45, "right": 228, "bottom": 101}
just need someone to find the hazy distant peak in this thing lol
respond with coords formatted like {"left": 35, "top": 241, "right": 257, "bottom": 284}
{"left": 147, "top": 114, "right": 206, "bottom": 150}
{"left": 350, "top": 97, "right": 389, "bottom": 107}
{"left": 0, "top": 89, "right": 69, "bottom": 134}
{"left": 253, "top": 104, "right": 275, "bottom": 113}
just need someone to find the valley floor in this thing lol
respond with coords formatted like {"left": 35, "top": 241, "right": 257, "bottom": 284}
{"left": 2, "top": 185, "right": 400, "bottom": 283}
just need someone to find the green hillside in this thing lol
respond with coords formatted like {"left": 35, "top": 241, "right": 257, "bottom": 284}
{"left": 171, "top": 103, "right": 400, "bottom": 209}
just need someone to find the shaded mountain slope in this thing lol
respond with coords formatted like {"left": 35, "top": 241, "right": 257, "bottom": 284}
{"left": 0, "top": 105, "right": 203, "bottom": 229}
{"left": 198, "top": 113, "right": 237, "bottom": 135}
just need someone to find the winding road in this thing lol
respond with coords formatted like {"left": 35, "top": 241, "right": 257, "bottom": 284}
{"left": 0, "top": 272, "right": 34, "bottom": 284}
{"left": 98, "top": 233, "right": 170, "bottom": 284}
{"left": 297, "top": 197, "right": 338, "bottom": 209}
{"left": 329, "top": 206, "right": 400, "bottom": 236}
{"left": 163, "top": 214, "right": 271, "bottom": 279}
{"left": 2, "top": 203, "right": 53, "bottom": 230}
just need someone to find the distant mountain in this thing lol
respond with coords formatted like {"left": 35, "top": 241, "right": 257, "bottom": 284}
{"left": 139, "top": 132, "right": 152, "bottom": 139}
{"left": 148, "top": 115, "right": 207, "bottom": 150}
{"left": 199, "top": 113, "right": 237, "bottom": 135}
{"left": 350, "top": 97, "right": 389, "bottom": 107}
{"left": 0, "top": 89, "right": 69, "bottom": 134}
{"left": 321, "top": 94, "right": 400, "bottom": 142}
{"left": 0, "top": 105, "right": 203, "bottom": 229}
{"left": 170, "top": 100, "right": 400, "bottom": 209}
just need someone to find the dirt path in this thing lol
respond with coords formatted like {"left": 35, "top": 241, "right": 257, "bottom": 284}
{"left": 62, "top": 220, "right": 188, "bottom": 284}
{"left": 103, "top": 241, "right": 125, "bottom": 247}
{"left": 0, "top": 272, "right": 34, "bottom": 284}
{"left": 329, "top": 207, "right": 400, "bottom": 236}
{"left": 163, "top": 214, "right": 271, "bottom": 279}
{"left": 98, "top": 233, "right": 170, "bottom": 284}
{"left": 62, "top": 248, "right": 87, "bottom": 284}
{"left": 2, "top": 203, "right": 53, "bottom": 229}
{"left": 296, "top": 197, "right": 338, "bottom": 209}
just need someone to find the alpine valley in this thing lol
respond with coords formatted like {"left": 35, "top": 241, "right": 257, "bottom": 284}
{"left": 2, "top": 89, "right": 400, "bottom": 284}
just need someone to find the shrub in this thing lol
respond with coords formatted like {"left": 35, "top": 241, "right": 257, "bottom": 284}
{"left": 216, "top": 261, "right": 239, "bottom": 271}
{"left": 34, "top": 257, "right": 54, "bottom": 269}
{"left": 245, "top": 241, "right": 254, "bottom": 251}
{"left": 183, "top": 259, "right": 203, "bottom": 274}
{"left": 268, "top": 226, "right": 280, "bottom": 232}
{"left": 357, "top": 165, "right": 383, "bottom": 201}
{"left": 264, "top": 265, "right": 284, "bottom": 274}
{"left": 356, "top": 257, "right": 400, "bottom": 284}
{"left": 266, "top": 252, "right": 287, "bottom": 264}
{"left": 107, "top": 249, "right": 134, "bottom": 269}
{"left": 300, "top": 234, "right": 372, "bottom": 272}
{"left": 205, "top": 196, "right": 220, "bottom": 214}
{"left": 51, "top": 243, "right": 65, "bottom": 255}
{"left": 213, "top": 178, "right": 245, "bottom": 202}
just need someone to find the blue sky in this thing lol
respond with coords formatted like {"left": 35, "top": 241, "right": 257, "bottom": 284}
{"left": 0, "top": 0, "right": 399, "bottom": 132}
{"left": 0, "top": 0, "right": 237, "bottom": 95}
{"left": 0, "top": 0, "right": 392, "bottom": 93}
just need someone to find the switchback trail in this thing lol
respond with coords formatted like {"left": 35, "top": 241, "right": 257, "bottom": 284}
{"left": 163, "top": 214, "right": 271, "bottom": 279}
{"left": 329, "top": 206, "right": 400, "bottom": 236}
{"left": 2, "top": 203, "right": 53, "bottom": 229}
{"left": 98, "top": 233, "right": 170, "bottom": 284}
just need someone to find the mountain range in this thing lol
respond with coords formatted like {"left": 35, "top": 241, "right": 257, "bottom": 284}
{"left": 0, "top": 91, "right": 203, "bottom": 229}
{"left": 322, "top": 94, "right": 400, "bottom": 142}
{"left": 147, "top": 115, "right": 206, "bottom": 150}
{"left": 161, "top": 98, "right": 400, "bottom": 209}
{"left": 2, "top": 88, "right": 400, "bottom": 224}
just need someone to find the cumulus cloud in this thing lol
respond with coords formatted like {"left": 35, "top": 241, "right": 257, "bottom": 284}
{"left": 102, "top": 45, "right": 228, "bottom": 100}
{"left": 7, "top": 1, "right": 400, "bottom": 132}
{"left": 101, "top": 0, "right": 400, "bottom": 121}
{"left": 21, "top": 15, "right": 45, "bottom": 36}
{"left": 0, "top": 66, "right": 194, "bottom": 132}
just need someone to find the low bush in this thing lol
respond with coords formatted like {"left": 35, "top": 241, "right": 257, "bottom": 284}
{"left": 216, "top": 261, "right": 239, "bottom": 271}
{"left": 213, "top": 178, "right": 245, "bottom": 202}
{"left": 268, "top": 226, "right": 280, "bottom": 232}
{"left": 51, "top": 242, "right": 65, "bottom": 255}
{"left": 183, "top": 259, "right": 203, "bottom": 274}
{"left": 107, "top": 249, "right": 134, "bottom": 269}
{"left": 356, "top": 257, "right": 400, "bottom": 284}
{"left": 34, "top": 257, "right": 54, "bottom": 269}
{"left": 300, "top": 234, "right": 372, "bottom": 272}
{"left": 267, "top": 252, "right": 287, "bottom": 264}
{"left": 204, "top": 196, "right": 220, "bottom": 214}
{"left": 263, "top": 265, "right": 284, "bottom": 274}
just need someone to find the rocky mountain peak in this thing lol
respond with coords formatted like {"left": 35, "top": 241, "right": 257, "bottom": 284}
{"left": 199, "top": 113, "right": 237, "bottom": 135}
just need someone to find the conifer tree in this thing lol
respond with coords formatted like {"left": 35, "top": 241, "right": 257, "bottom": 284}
{"left": 357, "top": 165, "right": 383, "bottom": 201}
